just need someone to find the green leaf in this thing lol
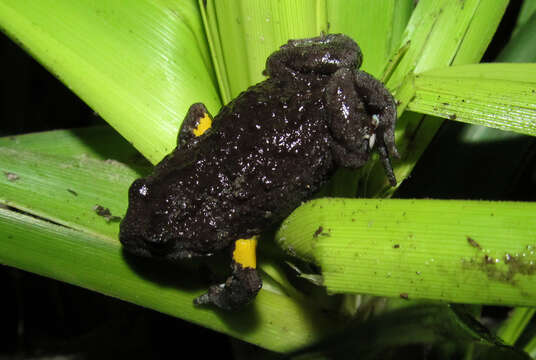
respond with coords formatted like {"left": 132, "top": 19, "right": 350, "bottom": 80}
{"left": 0, "top": 128, "right": 339, "bottom": 352}
{"left": 276, "top": 198, "right": 536, "bottom": 306}
{"left": 327, "top": 0, "right": 413, "bottom": 78}
{"left": 407, "top": 63, "right": 536, "bottom": 136}
{"left": 202, "top": 0, "right": 327, "bottom": 102}
{"left": 524, "top": 333, "right": 536, "bottom": 358}
{"left": 289, "top": 304, "right": 531, "bottom": 360}
{"left": 366, "top": 0, "right": 509, "bottom": 196}
{"left": 0, "top": 0, "right": 221, "bottom": 164}
{"left": 497, "top": 9, "right": 536, "bottom": 63}
{"left": 513, "top": 0, "right": 536, "bottom": 37}
{"left": 387, "top": 0, "right": 508, "bottom": 92}
{"left": 497, "top": 307, "right": 536, "bottom": 346}
{"left": 0, "top": 146, "right": 133, "bottom": 239}
{"left": 0, "top": 126, "right": 144, "bottom": 162}
{"left": 0, "top": 208, "right": 336, "bottom": 352}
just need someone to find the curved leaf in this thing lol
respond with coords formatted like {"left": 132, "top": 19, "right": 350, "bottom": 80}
{"left": 0, "top": 0, "right": 221, "bottom": 164}
{"left": 0, "top": 208, "right": 336, "bottom": 352}
{"left": 407, "top": 63, "right": 536, "bottom": 136}
{"left": 276, "top": 198, "right": 536, "bottom": 307}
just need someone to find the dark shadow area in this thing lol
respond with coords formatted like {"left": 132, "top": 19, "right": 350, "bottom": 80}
{"left": 0, "top": 34, "right": 102, "bottom": 137}
{"left": 482, "top": 0, "right": 523, "bottom": 62}
{"left": 121, "top": 247, "right": 263, "bottom": 332}
{"left": 0, "top": 266, "right": 236, "bottom": 359}
{"left": 121, "top": 249, "right": 209, "bottom": 291}
{"left": 62, "top": 126, "right": 153, "bottom": 170}
{"left": 397, "top": 119, "right": 536, "bottom": 201}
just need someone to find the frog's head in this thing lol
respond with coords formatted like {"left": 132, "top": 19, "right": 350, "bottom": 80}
{"left": 119, "top": 178, "right": 177, "bottom": 259}
{"left": 120, "top": 174, "right": 232, "bottom": 261}
{"left": 265, "top": 33, "right": 363, "bottom": 78}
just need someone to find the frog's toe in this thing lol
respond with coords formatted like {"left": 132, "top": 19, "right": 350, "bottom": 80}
{"left": 377, "top": 142, "right": 397, "bottom": 187}
{"left": 193, "top": 267, "right": 262, "bottom": 310}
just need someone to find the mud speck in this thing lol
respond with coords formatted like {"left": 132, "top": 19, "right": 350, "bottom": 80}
{"left": 466, "top": 236, "right": 481, "bottom": 250}
{"left": 400, "top": 293, "right": 409, "bottom": 300}
{"left": 393, "top": 244, "right": 400, "bottom": 249}
{"left": 463, "top": 248, "right": 536, "bottom": 285}
{"left": 313, "top": 226, "right": 323, "bottom": 238}
{"left": 67, "top": 189, "right": 78, "bottom": 196}
{"left": 4, "top": 171, "right": 19, "bottom": 181}
{"left": 93, "top": 204, "right": 121, "bottom": 223}
{"left": 287, "top": 245, "right": 296, "bottom": 257}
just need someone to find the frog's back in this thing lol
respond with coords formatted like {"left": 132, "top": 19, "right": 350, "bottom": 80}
{"left": 129, "top": 77, "right": 337, "bottom": 256}
{"left": 195, "top": 77, "right": 335, "bottom": 239}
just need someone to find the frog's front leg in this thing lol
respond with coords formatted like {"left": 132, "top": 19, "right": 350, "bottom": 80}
{"left": 177, "top": 103, "right": 214, "bottom": 148}
{"left": 326, "top": 68, "right": 398, "bottom": 186}
{"left": 194, "top": 237, "right": 262, "bottom": 310}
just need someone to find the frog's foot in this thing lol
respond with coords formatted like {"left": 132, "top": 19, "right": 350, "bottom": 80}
{"left": 193, "top": 267, "right": 262, "bottom": 311}
{"left": 326, "top": 67, "right": 399, "bottom": 186}
{"left": 194, "top": 237, "right": 262, "bottom": 310}
{"left": 353, "top": 70, "right": 399, "bottom": 162}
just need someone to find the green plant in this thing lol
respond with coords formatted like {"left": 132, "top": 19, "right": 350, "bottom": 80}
{"left": 1, "top": 0, "right": 535, "bottom": 357}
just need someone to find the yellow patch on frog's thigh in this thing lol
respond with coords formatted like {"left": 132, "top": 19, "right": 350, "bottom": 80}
{"left": 193, "top": 113, "right": 212, "bottom": 137}
{"left": 232, "top": 237, "right": 258, "bottom": 269}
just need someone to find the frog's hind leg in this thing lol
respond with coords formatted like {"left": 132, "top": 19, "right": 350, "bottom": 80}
{"left": 353, "top": 70, "right": 399, "bottom": 161}
{"left": 326, "top": 68, "right": 399, "bottom": 186}
{"left": 265, "top": 34, "right": 362, "bottom": 78}
{"left": 194, "top": 237, "right": 262, "bottom": 310}
{"left": 354, "top": 70, "right": 399, "bottom": 186}
{"left": 177, "top": 103, "right": 214, "bottom": 148}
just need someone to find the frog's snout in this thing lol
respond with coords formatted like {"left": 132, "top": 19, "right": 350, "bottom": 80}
{"left": 144, "top": 232, "right": 173, "bottom": 254}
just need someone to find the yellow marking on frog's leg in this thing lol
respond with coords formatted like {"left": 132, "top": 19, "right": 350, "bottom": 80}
{"left": 232, "top": 236, "right": 258, "bottom": 269}
{"left": 192, "top": 113, "right": 212, "bottom": 137}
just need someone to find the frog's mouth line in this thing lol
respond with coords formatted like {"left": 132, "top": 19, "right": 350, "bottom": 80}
{"left": 119, "top": 232, "right": 152, "bottom": 258}
{"left": 120, "top": 230, "right": 215, "bottom": 261}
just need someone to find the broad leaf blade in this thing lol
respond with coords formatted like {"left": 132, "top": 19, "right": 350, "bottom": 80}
{"left": 327, "top": 0, "right": 413, "bottom": 78}
{"left": 0, "top": 0, "right": 220, "bottom": 164}
{"left": 388, "top": 0, "right": 508, "bottom": 90}
{"left": 0, "top": 147, "right": 136, "bottom": 239}
{"left": 407, "top": 63, "right": 536, "bottom": 136}
{"left": 0, "top": 126, "right": 144, "bottom": 162}
{"left": 203, "top": 0, "right": 327, "bottom": 101}
{"left": 276, "top": 198, "right": 536, "bottom": 307}
{"left": 0, "top": 208, "right": 336, "bottom": 352}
